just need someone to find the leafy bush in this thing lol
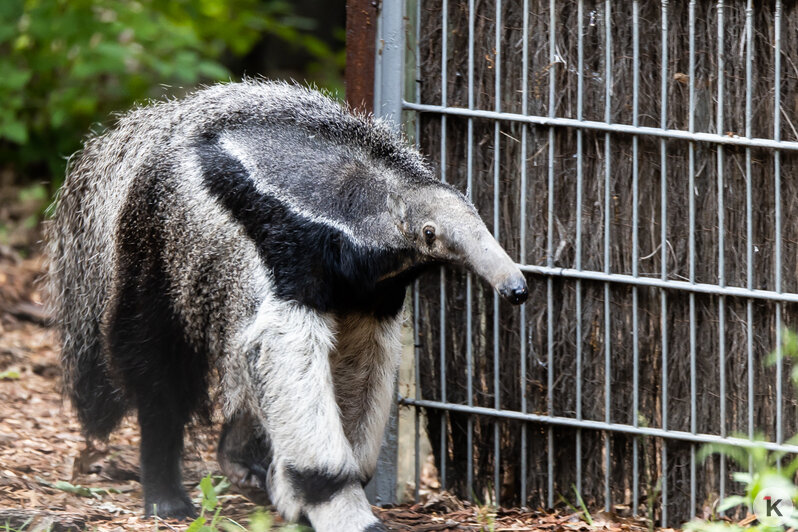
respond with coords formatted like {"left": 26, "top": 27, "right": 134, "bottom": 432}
{"left": 0, "top": 0, "right": 342, "bottom": 185}
{"left": 687, "top": 330, "right": 798, "bottom": 531}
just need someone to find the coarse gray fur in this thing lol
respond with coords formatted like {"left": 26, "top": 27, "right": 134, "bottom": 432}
{"left": 46, "top": 80, "right": 528, "bottom": 531}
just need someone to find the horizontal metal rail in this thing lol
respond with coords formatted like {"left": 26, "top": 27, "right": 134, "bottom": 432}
{"left": 402, "top": 101, "right": 798, "bottom": 151}
{"left": 399, "top": 397, "right": 798, "bottom": 454}
{"left": 519, "top": 264, "right": 798, "bottom": 303}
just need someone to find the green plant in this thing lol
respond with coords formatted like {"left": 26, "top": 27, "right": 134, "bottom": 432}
{"left": 687, "top": 329, "right": 798, "bottom": 531}
{"left": 2, "top": 517, "right": 32, "bottom": 532}
{"left": 186, "top": 475, "right": 236, "bottom": 532}
{"left": 183, "top": 474, "right": 312, "bottom": 532}
{"left": 474, "top": 504, "right": 497, "bottom": 532}
{"left": 686, "top": 442, "right": 798, "bottom": 532}
{"left": 0, "top": 369, "right": 21, "bottom": 380}
{"left": 0, "top": 0, "right": 342, "bottom": 186}
{"left": 767, "top": 328, "right": 798, "bottom": 385}
{"left": 558, "top": 485, "right": 593, "bottom": 526}
{"left": 36, "top": 476, "right": 124, "bottom": 499}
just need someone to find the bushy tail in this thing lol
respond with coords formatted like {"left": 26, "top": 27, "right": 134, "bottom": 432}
{"left": 45, "top": 152, "right": 129, "bottom": 440}
{"left": 64, "top": 337, "right": 128, "bottom": 439}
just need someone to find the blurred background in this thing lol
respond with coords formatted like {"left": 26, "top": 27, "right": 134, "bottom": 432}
{"left": 0, "top": 0, "right": 346, "bottom": 252}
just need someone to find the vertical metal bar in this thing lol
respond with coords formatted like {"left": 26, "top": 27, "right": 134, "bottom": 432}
{"left": 716, "top": 0, "right": 726, "bottom": 508}
{"left": 369, "top": 0, "right": 405, "bottom": 505}
{"left": 660, "top": 0, "right": 669, "bottom": 526}
{"left": 466, "top": 0, "right": 475, "bottom": 502}
{"left": 438, "top": 0, "right": 448, "bottom": 491}
{"left": 440, "top": 0, "right": 446, "bottom": 111}
{"left": 413, "top": 0, "right": 422, "bottom": 504}
{"left": 413, "top": 280, "right": 421, "bottom": 502}
{"left": 439, "top": 273, "right": 446, "bottom": 491}
{"left": 374, "top": 1, "right": 403, "bottom": 122}
{"left": 492, "top": 0, "right": 502, "bottom": 506}
{"left": 745, "top": 0, "right": 754, "bottom": 458}
{"left": 519, "top": 0, "right": 529, "bottom": 509}
{"left": 575, "top": 0, "right": 584, "bottom": 498}
{"left": 631, "top": 0, "right": 640, "bottom": 516}
{"left": 688, "top": 0, "right": 697, "bottom": 519}
{"left": 774, "top": 0, "right": 783, "bottom": 447}
{"left": 603, "top": 0, "right": 613, "bottom": 514}
{"left": 547, "top": 0, "right": 556, "bottom": 509}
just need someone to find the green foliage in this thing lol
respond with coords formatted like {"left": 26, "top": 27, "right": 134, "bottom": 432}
{"left": 557, "top": 485, "right": 593, "bottom": 526}
{"left": 688, "top": 329, "right": 798, "bottom": 531}
{"left": 694, "top": 435, "right": 798, "bottom": 518}
{"left": 683, "top": 519, "right": 749, "bottom": 532}
{"left": 0, "top": 0, "right": 342, "bottom": 184}
{"left": 766, "top": 328, "right": 798, "bottom": 386}
{"left": 36, "top": 476, "right": 124, "bottom": 499}
{"left": 573, "top": 485, "right": 593, "bottom": 526}
{"left": 186, "top": 474, "right": 310, "bottom": 532}
{"left": 0, "top": 369, "right": 21, "bottom": 380}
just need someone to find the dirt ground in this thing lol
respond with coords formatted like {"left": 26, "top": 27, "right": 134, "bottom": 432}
{"left": 0, "top": 247, "right": 669, "bottom": 531}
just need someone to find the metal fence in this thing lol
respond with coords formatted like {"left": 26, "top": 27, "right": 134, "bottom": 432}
{"left": 374, "top": 0, "right": 798, "bottom": 526}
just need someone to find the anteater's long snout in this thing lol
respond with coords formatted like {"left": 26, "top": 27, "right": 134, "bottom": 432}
{"left": 498, "top": 276, "right": 529, "bottom": 305}
{"left": 457, "top": 225, "right": 529, "bottom": 306}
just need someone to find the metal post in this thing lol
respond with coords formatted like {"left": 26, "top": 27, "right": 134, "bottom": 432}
{"left": 366, "top": 0, "right": 405, "bottom": 507}
{"left": 492, "top": 0, "right": 503, "bottom": 506}
{"left": 688, "top": 0, "right": 697, "bottom": 518}
{"left": 345, "top": 0, "right": 378, "bottom": 112}
{"left": 519, "top": 0, "right": 529, "bottom": 509}
{"left": 631, "top": 0, "right": 640, "bottom": 515}
{"left": 439, "top": 0, "right": 449, "bottom": 494}
{"left": 466, "top": 0, "right": 476, "bottom": 502}
{"left": 716, "top": 0, "right": 727, "bottom": 508}
{"left": 604, "top": 0, "right": 613, "bottom": 515}
{"left": 547, "top": 0, "right": 556, "bottom": 509}
{"left": 660, "top": 0, "right": 669, "bottom": 526}
{"left": 575, "top": 0, "right": 584, "bottom": 498}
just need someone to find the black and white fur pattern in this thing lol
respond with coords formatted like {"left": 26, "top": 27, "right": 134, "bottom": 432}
{"left": 47, "top": 80, "right": 527, "bottom": 531}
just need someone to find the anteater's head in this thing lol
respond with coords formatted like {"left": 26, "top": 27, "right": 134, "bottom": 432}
{"left": 387, "top": 185, "right": 528, "bottom": 305}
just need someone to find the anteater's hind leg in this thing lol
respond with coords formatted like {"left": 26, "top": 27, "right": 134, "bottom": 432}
{"left": 244, "top": 301, "right": 384, "bottom": 532}
{"left": 331, "top": 315, "right": 402, "bottom": 485}
{"left": 136, "top": 392, "right": 196, "bottom": 519}
{"left": 113, "top": 325, "right": 207, "bottom": 519}
{"left": 217, "top": 412, "right": 272, "bottom": 504}
{"left": 109, "top": 272, "right": 210, "bottom": 519}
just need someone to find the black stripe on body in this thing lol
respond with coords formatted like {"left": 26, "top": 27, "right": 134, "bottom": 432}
{"left": 109, "top": 161, "right": 213, "bottom": 424}
{"left": 197, "top": 140, "right": 425, "bottom": 318}
{"left": 286, "top": 465, "right": 358, "bottom": 505}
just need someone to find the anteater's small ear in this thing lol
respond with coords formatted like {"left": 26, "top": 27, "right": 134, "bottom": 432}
{"left": 386, "top": 192, "right": 408, "bottom": 223}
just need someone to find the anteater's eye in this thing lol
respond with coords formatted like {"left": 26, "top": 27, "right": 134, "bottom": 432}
{"left": 423, "top": 225, "right": 436, "bottom": 245}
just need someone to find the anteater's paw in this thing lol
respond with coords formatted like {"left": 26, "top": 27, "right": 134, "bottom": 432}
{"left": 222, "top": 462, "right": 272, "bottom": 506}
{"left": 144, "top": 494, "right": 197, "bottom": 520}
{"left": 223, "top": 460, "right": 268, "bottom": 490}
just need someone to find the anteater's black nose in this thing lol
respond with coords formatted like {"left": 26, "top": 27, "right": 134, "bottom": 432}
{"left": 499, "top": 278, "right": 529, "bottom": 305}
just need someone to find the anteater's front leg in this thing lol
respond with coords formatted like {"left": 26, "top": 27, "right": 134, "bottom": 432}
{"left": 245, "top": 302, "right": 384, "bottom": 532}
{"left": 331, "top": 315, "right": 403, "bottom": 484}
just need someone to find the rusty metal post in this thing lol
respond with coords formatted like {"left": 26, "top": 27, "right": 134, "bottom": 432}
{"left": 346, "top": 0, "right": 378, "bottom": 112}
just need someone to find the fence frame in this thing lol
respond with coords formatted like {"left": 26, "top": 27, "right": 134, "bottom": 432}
{"left": 370, "top": 0, "right": 795, "bottom": 527}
